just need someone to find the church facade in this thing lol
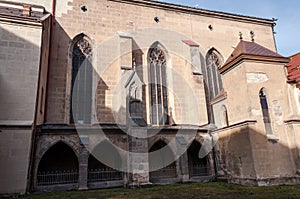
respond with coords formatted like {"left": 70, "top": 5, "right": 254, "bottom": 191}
{"left": 0, "top": 0, "right": 300, "bottom": 195}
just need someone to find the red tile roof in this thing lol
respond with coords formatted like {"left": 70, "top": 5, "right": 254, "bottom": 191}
{"left": 0, "top": 1, "right": 47, "bottom": 22}
{"left": 286, "top": 52, "right": 300, "bottom": 87}
{"left": 220, "top": 40, "right": 290, "bottom": 74}
{"left": 182, "top": 40, "right": 199, "bottom": 47}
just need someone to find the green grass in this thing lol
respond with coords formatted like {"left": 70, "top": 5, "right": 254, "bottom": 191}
{"left": 10, "top": 182, "right": 300, "bottom": 199}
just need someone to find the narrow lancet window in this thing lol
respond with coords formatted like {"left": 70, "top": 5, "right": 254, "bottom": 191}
{"left": 148, "top": 43, "right": 169, "bottom": 125}
{"left": 259, "top": 89, "right": 273, "bottom": 135}
{"left": 206, "top": 50, "right": 223, "bottom": 100}
{"left": 70, "top": 37, "right": 93, "bottom": 124}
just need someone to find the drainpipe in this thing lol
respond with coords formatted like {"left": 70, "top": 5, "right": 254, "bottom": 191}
{"left": 44, "top": 0, "right": 56, "bottom": 123}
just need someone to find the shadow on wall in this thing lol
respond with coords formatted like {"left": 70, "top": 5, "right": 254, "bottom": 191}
{"left": 48, "top": 20, "right": 148, "bottom": 125}
{"left": 217, "top": 124, "right": 300, "bottom": 185}
{"left": 0, "top": 26, "right": 43, "bottom": 121}
{"left": 0, "top": 25, "right": 46, "bottom": 195}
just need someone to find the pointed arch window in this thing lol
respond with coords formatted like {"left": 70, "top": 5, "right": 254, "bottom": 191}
{"left": 148, "top": 43, "right": 169, "bottom": 125}
{"left": 259, "top": 89, "right": 273, "bottom": 135}
{"left": 205, "top": 49, "right": 223, "bottom": 100}
{"left": 70, "top": 37, "right": 93, "bottom": 124}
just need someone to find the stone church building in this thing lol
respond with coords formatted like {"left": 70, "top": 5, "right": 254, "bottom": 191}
{"left": 0, "top": 0, "right": 300, "bottom": 195}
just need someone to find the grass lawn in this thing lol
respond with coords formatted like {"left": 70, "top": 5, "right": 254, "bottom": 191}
{"left": 12, "top": 182, "right": 300, "bottom": 199}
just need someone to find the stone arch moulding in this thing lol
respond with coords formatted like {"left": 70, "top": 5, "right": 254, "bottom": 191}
{"left": 37, "top": 138, "right": 80, "bottom": 161}
{"left": 148, "top": 136, "right": 172, "bottom": 151}
{"left": 33, "top": 138, "right": 80, "bottom": 189}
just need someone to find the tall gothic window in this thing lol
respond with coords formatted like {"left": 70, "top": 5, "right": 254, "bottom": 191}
{"left": 148, "top": 43, "right": 169, "bottom": 125}
{"left": 205, "top": 49, "right": 223, "bottom": 100}
{"left": 70, "top": 37, "right": 92, "bottom": 124}
{"left": 259, "top": 89, "right": 273, "bottom": 135}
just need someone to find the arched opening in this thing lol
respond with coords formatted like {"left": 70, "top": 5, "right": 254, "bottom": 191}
{"left": 37, "top": 142, "right": 78, "bottom": 186}
{"left": 221, "top": 105, "right": 229, "bottom": 127}
{"left": 149, "top": 140, "right": 177, "bottom": 181}
{"left": 187, "top": 140, "right": 210, "bottom": 177}
{"left": 88, "top": 141, "right": 123, "bottom": 183}
{"left": 70, "top": 35, "right": 93, "bottom": 124}
{"left": 205, "top": 48, "right": 223, "bottom": 100}
{"left": 148, "top": 42, "right": 169, "bottom": 125}
{"left": 259, "top": 88, "right": 273, "bottom": 135}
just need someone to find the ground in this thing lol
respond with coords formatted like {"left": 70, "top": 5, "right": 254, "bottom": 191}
{"left": 9, "top": 182, "right": 300, "bottom": 199}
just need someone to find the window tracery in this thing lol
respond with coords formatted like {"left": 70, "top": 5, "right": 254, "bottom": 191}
{"left": 148, "top": 44, "right": 169, "bottom": 125}
{"left": 70, "top": 37, "right": 92, "bottom": 124}
{"left": 206, "top": 50, "right": 223, "bottom": 100}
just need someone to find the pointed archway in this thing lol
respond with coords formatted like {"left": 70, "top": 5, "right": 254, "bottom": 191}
{"left": 87, "top": 141, "right": 123, "bottom": 184}
{"left": 149, "top": 140, "right": 177, "bottom": 182}
{"left": 187, "top": 140, "right": 211, "bottom": 178}
{"left": 37, "top": 142, "right": 79, "bottom": 186}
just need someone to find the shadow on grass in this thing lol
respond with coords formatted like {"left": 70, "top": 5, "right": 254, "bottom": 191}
{"left": 11, "top": 182, "right": 300, "bottom": 199}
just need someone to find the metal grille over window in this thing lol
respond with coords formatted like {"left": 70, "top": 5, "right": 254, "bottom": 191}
{"left": 148, "top": 44, "right": 169, "bottom": 125}
{"left": 70, "top": 38, "right": 92, "bottom": 124}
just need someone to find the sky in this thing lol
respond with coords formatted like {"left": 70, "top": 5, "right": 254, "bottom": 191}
{"left": 159, "top": 0, "right": 300, "bottom": 57}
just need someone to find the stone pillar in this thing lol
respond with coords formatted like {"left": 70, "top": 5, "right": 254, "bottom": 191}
{"left": 127, "top": 127, "right": 150, "bottom": 186}
{"left": 179, "top": 151, "right": 189, "bottom": 182}
{"left": 78, "top": 146, "right": 89, "bottom": 190}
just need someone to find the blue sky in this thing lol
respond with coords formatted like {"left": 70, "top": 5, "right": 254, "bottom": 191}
{"left": 159, "top": 0, "right": 300, "bottom": 57}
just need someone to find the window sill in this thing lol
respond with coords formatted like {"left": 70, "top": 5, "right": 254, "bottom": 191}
{"left": 267, "top": 134, "right": 279, "bottom": 143}
{"left": 209, "top": 91, "right": 227, "bottom": 105}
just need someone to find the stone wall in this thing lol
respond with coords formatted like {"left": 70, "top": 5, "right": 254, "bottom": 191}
{"left": 46, "top": 0, "right": 276, "bottom": 125}
{"left": 0, "top": 16, "right": 47, "bottom": 194}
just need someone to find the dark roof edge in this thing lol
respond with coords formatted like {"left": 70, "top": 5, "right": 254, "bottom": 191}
{"left": 289, "top": 52, "right": 300, "bottom": 58}
{"left": 0, "top": 13, "right": 50, "bottom": 26}
{"left": 0, "top": 0, "right": 45, "bottom": 9}
{"left": 220, "top": 54, "right": 290, "bottom": 74}
{"left": 109, "top": 0, "right": 275, "bottom": 26}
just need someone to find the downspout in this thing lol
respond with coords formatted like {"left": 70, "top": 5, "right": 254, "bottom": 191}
{"left": 44, "top": 0, "right": 56, "bottom": 123}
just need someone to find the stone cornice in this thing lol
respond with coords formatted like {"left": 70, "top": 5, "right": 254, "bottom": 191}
{"left": 212, "top": 120, "right": 257, "bottom": 133}
{"left": 109, "top": 0, "right": 275, "bottom": 26}
{"left": 219, "top": 54, "right": 290, "bottom": 75}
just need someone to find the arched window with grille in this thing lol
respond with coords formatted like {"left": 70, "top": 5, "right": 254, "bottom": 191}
{"left": 259, "top": 88, "right": 273, "bottom": 135}
{"left": 148, "top": 43, "right": 169, "bottom": 125}
{"left": 205, "top": 49, "right": 223, "bottom": 100}
{"left": 70, "top": 35, "right": 93, "bottom": 124}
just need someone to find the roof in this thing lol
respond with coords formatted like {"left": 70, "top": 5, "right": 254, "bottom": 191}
{"left": 0, "top": 1, "right": 48, "bottom": 24}
{"left": 286, "top": 53, "right": 300, "bottom": 87}
{"left": 219, "top": 40, "right": 290, "bottom": 74}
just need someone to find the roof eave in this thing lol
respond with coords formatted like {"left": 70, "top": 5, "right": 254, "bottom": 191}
{"left": 109, "top": 0, "right": 275, "bottom": 26}
{"left": 220, "top": 54, "right": 290, "bottom": 74}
